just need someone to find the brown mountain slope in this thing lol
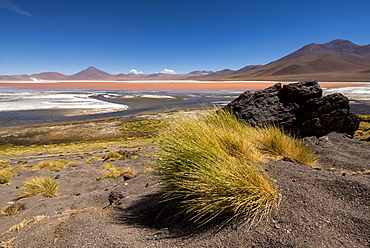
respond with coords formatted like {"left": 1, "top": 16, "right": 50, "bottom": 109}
{"left": 203, "top": 40, "right": 370, "bottom": 81}
{"left": 273, "top": 39, "right": 370, "bottom": 64}
{"left": 191, "top": 69, "right": 235, "bottom": 80}
{"left": 261, "top": 51, "right": 369, "bottom": 75}
{"left": 31, "top": 72, "right": 67, "bottom": 80}
{"left": 226, "top": 51, "right": 370, "bottom": 81}
{"left": 67, "top": 66, "right": 115, "bottom": 80}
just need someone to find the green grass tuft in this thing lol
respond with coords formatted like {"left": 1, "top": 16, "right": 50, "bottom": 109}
{"left": 19, "top": 176, "right": 59, "bottom": 198}
{"left": 355, "top": 114, "right": 370, "bottom": 141}
{"left": 0, "top": 178, "right": 9, "bottom": 184}
{"left": 121, "top": 120, "right": 166, "bottom": 133}
{"left": 102, "top": 163, "right": 123, "bottom": 178}
{"left": 102, "top": 151, "right": 126, "bottom": 161}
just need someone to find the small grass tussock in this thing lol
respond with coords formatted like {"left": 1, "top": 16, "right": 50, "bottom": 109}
{"left": 102, "top": 151, "right": 126, "bottom": 161}
{"left": 76, "top": 153, "right": 85, "bottom": 159}
{"left": 19, "top": 176, "right": 59, "bottom": 198}
{"left": 355, "top": 114, "right": 370, "bottom": 140}
{"left": 255, "top": 125, "right": 318, "bottom": 167}
{"left": 0, "top": 165, "right": 16, "bottom": 182}
{"left": 122, "top": 166, "right": 136, "bottom": 176}
{"left": 0, "top": 178, "right": 8, "bottom": 184}
{"left": 15, "top": 160, "right": 78, "bottom": 171}
{"left": 86, "top": 157, "right": 103, "bottom": 163}
{"left": 102, "top": 163, "right": 123, "bottom": 178}
{"left": 38, "top": 160, "right": 69, "bottom": 170}
{"left": 16, "top": 160, "right": 28, "bottom": 164}
{"left": 121, "top": 120, "right": 167, "bottom": 133}
{"left": 0, "top": 162, "right": 9, "bottom": 169}
{"left": 156, "top": 109, "right": 318, "bottom": 226}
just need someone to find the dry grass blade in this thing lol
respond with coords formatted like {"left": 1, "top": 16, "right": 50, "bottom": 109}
{"left": 0, "top": 202, "right": 26, "bottom": 217}
{"left": 0, "top": 215, "right": 47, "bottom": 239}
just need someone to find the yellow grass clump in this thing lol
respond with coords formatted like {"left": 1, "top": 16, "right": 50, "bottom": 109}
{"left": 121, "top": 120, "right": 166, "bottom": 133}
{"left": 19, "top": 176, "right": 59, "bottom": 198}
{"left": 86, "top": 157, "right": 103, "bottom": 163}
{"left": 255, "top": 125, "right": 319, "bottom": 167}
{"left": 102, "top": 163, "right": 123, "bottom": 178}
{"left": 0, "top": 163, "right": 16, "bottom": 184}
{"left": 15, "top": 160, "right": 79, "bottom": 171}
{"left": 122, "top": 166, "right": 136, "bottom": 176}
{"left": 102, "top": 151, "right": 126, "bottom": 161}
{"left": 155, "top": 109, "right": 317, "bottom": 226}
{"left": 355, "top": 114, "right": 370, "bottom": 141}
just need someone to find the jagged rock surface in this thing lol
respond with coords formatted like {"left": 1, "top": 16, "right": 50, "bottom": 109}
{"left": 225, "top": 81, "right": 361, "bottom": 137}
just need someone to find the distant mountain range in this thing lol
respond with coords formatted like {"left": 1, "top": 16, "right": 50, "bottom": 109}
{"left": 1, "top": 40, "right": 369, "bottom": 81}
{"left": 0, "top": 66, "right": 211, "bottom": 81}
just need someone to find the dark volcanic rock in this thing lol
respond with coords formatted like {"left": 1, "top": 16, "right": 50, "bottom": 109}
{"left": 225, "top": 81, "right": 361, "bottom": 137}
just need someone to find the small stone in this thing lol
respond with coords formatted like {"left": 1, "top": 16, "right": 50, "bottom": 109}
{"left": 109, "top": 191, "right": 129, "bottom": 205}
{"left": 123, "top": 174, "right": 135, "bottom": 181}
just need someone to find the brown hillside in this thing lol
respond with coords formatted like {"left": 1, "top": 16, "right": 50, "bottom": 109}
{"left": 68, "top": 66, "right": 115, "bottom": 80}
{"left": 202, "top": 40, "right": 370, "bottom": 81}
{"left": 31, "top": 72, "right": 67, "bottom": 80}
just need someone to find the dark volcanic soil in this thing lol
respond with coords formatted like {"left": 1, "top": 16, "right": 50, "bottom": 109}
{"left": 0, "top": 122, "right": 369, "bottom": 247}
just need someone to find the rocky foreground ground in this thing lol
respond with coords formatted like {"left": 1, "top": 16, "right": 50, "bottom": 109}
{"left": 0, "top": 112, "right": 369, "bottom": 248}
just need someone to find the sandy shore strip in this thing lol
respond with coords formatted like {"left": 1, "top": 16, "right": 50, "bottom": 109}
{"left": 0, "top": 81, "right": 368, "bottom": 92}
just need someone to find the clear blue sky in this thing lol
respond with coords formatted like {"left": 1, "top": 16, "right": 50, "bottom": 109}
{"left": 1, "top": 0, "right": 370, "bottom": 75}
